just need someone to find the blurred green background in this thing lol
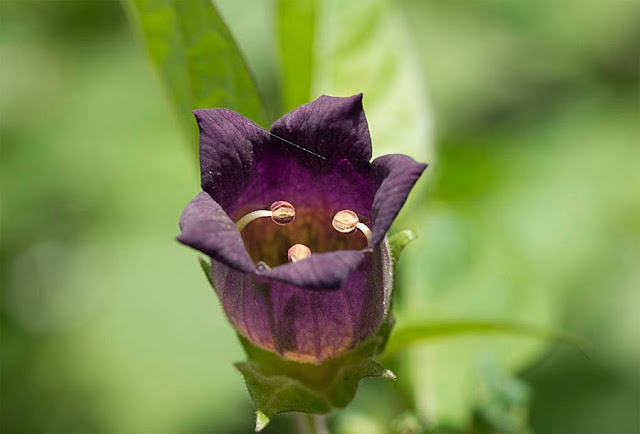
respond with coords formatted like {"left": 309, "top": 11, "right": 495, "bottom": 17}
{"left": 1, "top": 0, "right": 638, "bottom": 433}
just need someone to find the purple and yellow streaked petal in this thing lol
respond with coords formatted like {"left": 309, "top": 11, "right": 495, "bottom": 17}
{"left": 210, "top": 241, "right": 392, "bottom": 363}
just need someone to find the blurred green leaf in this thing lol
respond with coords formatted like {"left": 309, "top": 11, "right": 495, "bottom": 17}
{"left": 278, "top": 0, "right": 434, "bottom": 161}
{"left": 124, "top": 0, "right": 266, "bottom": 154}
{"left": 277, "top": 0, "right": 315, "bottom": 112}
{"left": 475, "top": 357, "right": 532, "bottom": 433}
{"left": 394, "top": 96, "right": 637, "bottom": 428}
{"left": 384, "top": 320, "right": 591, "bottom": 359}
{"left": 396, "top": 206, "right": 559, "bottom": 428}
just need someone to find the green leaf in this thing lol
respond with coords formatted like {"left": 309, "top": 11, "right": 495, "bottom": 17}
{"left": 395, "top": 206, "right": 561, "bottom": 427}
{"left": 384, "top": 320, "right": 591, "bottom": 359}
{"left": 380, "top": 317, "right": 588, "bottom": 429}
{"left": 387, "top": 230, "right": 417, "bottom": 266}
{"left": 124, "top": 0, "right": 267, "bottom": 154}
{"left": 304, "top": 0, "right": 434, "bottom": 161}
{"left": 474, "top": 356, "right": 532, "bottom": 433}
{"left": 236, "top": 336, "right": 395, "bottom": 431}
{"left": 277, "top": 0, "right": 316, "bottom": 112}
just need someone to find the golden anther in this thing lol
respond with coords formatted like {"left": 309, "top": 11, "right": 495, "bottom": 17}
{"left": 288, "top": 244, "right": 311, "bottom": 262}
{"left": 332, "top": 209, "right": 372, "bottom": 244}
{"left": 332, "top": 209, "right": 359, "bottom": 233}
{"left": 236, "top": 201, "right": 296, "bottom": 231}
{"left": 270, "top": 201, "right": 296, "bottom": 225}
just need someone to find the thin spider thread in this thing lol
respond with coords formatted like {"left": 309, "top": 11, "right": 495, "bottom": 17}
{"left": 260, "top": 127, "right": 327, "bottom": 160}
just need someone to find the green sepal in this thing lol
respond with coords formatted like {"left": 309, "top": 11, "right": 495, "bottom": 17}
{"left": 374, "top": 313, "right": 396, "bottom": 356}
{"left": 236, "top": 334, "right": 395, "bottom": 431}
{"left": 197, "top": 256, "right": 214, "bottom": 289}
{"left": 387, "top": 229, "right": 417, "bottom": 266}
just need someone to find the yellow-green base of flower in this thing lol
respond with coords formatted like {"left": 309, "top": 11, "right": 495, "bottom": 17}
{"left": 235, "top": 330, "right": 395, "bottom": 431}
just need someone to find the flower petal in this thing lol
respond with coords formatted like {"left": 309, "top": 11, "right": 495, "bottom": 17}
{"left": 211, "top": 241, "right": 392, "bottom": 362}
{"left": 194, "top": 108, "right": 269, "bottom": 211}
{"left": 255, "top": 250, "right": 366, "bottom": 290}
{"left": 177, "top": 191, "right": 255, "bottom": 272}
{"left": 270, "top": 94, "right": 372, "bottom": 165}
{"left": 369, "top": 154, "right": 428, "bottom": 247}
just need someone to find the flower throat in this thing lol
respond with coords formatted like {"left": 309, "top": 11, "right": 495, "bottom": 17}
{"left": 235, "top": 201, "right": 371, "bottom": 267}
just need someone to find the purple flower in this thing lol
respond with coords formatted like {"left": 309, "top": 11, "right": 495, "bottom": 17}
{"left": 178, "top": 94, "right": 426, "bottom": 363}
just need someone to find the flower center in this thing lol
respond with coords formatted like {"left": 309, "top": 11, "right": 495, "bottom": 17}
{"left": 235, "top": 201, "right": 371, "bottom": 267}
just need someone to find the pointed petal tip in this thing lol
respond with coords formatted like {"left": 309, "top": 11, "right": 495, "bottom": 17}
{"left": 270, "top": 94, "right": 373, "bottom": 164}
{"left": 255, "top": 410, "right": 270, "bottom": 432}
{"left": 192, "top": 107, "right": 214, "bottom": 119}
{"left": 369, "top": 154, "right": 429, "bottom": 247}
{"left": 318, "top": 92, "right": 362, "bottom": 100}
{"left": 383, "top": 368, "right": 397, "bottom": 381}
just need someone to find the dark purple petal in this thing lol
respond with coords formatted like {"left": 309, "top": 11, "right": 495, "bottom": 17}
{"left": 177, "top": 191, "right": 255, "bottom": 272}
{"left": 210, "top": 241, "right": 392, "bottom": 363}
{"left": 255, "top": 250, "right": 366, "bottom": 290}
{"left": 370, "top": 154, "right": 428, "bottom": 247}
{"left": 270, "top": 94, "right": 372, "bottom": 166}
{"left": 194, "top": 108, "right": 269, "bottom": 211}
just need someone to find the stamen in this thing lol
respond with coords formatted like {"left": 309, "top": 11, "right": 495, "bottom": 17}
{"left": 236, "top": 201, "right": 296, "bottom": 231}
{"left": 270, "top": 201, "right": 296, "bottom": 225}
{"left": 332, "top": 209, "right": 372, "bottom": 244}
{"left": 288, "top": 244, "right": 311, "bottom": 262}
{"left": 332, "top": 210, "right": 359, "bottom": 233}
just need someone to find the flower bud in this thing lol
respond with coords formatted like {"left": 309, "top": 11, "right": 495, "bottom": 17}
{"left": 178, "top": 94, "right": 427, "bottom": 428}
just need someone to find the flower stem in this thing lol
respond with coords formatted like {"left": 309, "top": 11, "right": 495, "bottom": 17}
{"left": 293, "top": 413, "right": 329, "bottom": 434}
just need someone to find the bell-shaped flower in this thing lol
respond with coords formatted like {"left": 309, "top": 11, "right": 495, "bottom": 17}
{"left": 178, "top": 94, "right": 426, "bottom": 363}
